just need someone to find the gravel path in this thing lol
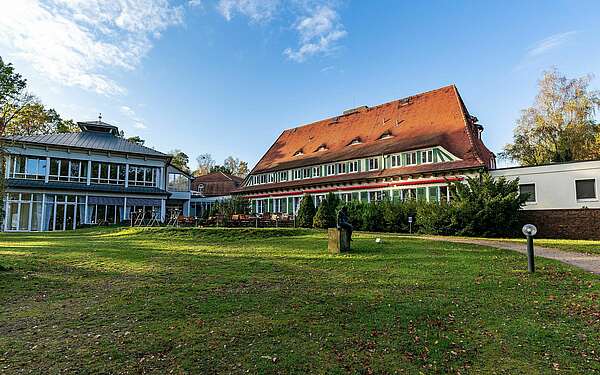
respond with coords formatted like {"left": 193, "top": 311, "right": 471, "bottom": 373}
{"left": 419, "top": 236, "right": 600, "bottom": 275}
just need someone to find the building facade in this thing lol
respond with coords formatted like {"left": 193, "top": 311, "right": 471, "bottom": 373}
{"left": 237, "top": 85, "right": 496, "bottom": 212}
{"left": 2, "top": 121, "right": 176, "bottom": 231}
{"left": 190, "top": 172, "right": 243, "bottom": 217}
{"left": 491, "top": 160, "right": 600, "bottom": 239}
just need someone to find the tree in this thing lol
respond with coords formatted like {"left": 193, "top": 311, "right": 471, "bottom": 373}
{"left": 223, "top": 156, "right": 250, "bottom": 177}
{"left": 502, "top": 68, "right": 600, "bottom": 165}
{"left": 296, "top": 194, "right": 316, "bottom": 228}
{"left": 195, "top": 153, "right": 215, "bottom": 176}
{"left": 449, "top": 173, "right": 527, "bottom": 237}
{"left": 4, "top": 102, "right": 78, "bottom": 136}
{"left": 126, "top": 136, "right": 145, "bottom": 146}
{"left": 210, "top": 165, "right": 232, "bottom": 174}
{"left": 1, "top": 57, "right": 33, "bottom": 270}
{"left": 313, "top": 192, "right": 340, "bottom": 228}
{"left": 168, "top": 149, "right": 191, "bottom": 173}
{"left": 237, "top": 161, "right": 249, "bottom": 177}
{"left": 1, "top": 57, "right": 34, "bottom": 135}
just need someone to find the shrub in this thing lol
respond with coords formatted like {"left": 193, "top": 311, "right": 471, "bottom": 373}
{"left": 313, "top": 192, "right": 340, "bottom": 229}
{"left": 363, "top": 201, "right": 385, "bottom": 232}
{"left": 345, "top": 200, "right": 367, "bottom": 230}
{"left": 449, "top": 173, "right": 526, "bottom": 237}
{"left": 416, "top": 201, "right": 458, "bottom": 235}
{"left": 296, "top": 194, "right": 316, "bottom": 228}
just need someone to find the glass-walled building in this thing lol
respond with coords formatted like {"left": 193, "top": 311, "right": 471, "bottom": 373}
{"left": 2, "top": 120, "right": 174, "bottom": 232}
{"left": 237, "top": 85, "right": 496, "bottom": 213}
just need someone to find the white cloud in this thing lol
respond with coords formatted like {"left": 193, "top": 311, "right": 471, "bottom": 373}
{"left": 526, "top": 31, "right": 578, "bottom": 58}
{"left": 284, "top": 5, "right": 346, "bottom": 62}
{"left": 188, "top": 0, "right": 203, "bottom": 8}
{"left": 120, "top": 105, "right": 147, "bottom": 129}
{"left": 217, "top": 0, "right": 280, "bottom": 22}
{"left": 0, "top": 0, "right": 183, "bottom": 95}
{"left": 215, "top": 1, "right": 347, "bottom": 62}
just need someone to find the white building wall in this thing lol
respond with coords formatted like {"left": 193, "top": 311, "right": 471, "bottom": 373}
{"left": 491, "top": 160, "right": 600, "bottom": 210}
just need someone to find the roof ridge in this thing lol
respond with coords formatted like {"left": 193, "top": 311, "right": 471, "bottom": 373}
{"left": 280, "top": 84, "right": 457, "bottom": 133}
{"left": 451, "top": 85, "right": 484, "bottom": 165}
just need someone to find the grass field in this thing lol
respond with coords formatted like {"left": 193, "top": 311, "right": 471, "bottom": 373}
{"left": 1, "top": 228, "right": 599, "bottom": 374}
{"left": 477, "top": 237, "right": 600, "bottom": 255}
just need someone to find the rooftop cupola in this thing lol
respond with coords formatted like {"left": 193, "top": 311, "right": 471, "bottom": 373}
{"left": 77, "top": 113, "right": 120, "bottom": 136}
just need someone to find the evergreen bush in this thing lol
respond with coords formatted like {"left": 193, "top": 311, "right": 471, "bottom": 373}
{"left": 313, "top": 192, "right": 340, "bottom": 228}
{"left": 296, "top": 194, "right": 316, "bottom": 228}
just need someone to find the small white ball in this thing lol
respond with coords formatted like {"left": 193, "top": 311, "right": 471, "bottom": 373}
{"left": 375, "top": 238, "right": 381, "bottom": 243}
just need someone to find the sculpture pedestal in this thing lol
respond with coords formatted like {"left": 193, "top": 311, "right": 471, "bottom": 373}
{"left": 328, "top": 227, "right": 351, "bottom": 254}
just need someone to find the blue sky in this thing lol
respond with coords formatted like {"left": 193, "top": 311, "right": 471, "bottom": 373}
{"left": 1, "top": 0, "right": 599, "bottom": 169}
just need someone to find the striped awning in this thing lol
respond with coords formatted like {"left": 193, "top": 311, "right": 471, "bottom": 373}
{"left": 87, "top": 196, "right": 125, "bottom": 205}
{"left": 126, "top": 198, "right": 162, "bottom": 207}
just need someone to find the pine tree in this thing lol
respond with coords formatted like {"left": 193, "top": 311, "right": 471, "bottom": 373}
{"left": 296, "top": 194, "right": 316, "bottom": 228}
{"left": 313, "top": 192, "right": 340, "bottom": 228}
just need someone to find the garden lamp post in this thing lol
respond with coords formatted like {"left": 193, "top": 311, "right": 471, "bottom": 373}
{"left": 408, "top": 216, "right": 413, "bottom": 234}
{"left": 522, "top": 224, "right": 537, "bottom": 273}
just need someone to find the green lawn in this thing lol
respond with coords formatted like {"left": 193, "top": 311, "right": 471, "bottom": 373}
{"left": 479, "top": 237, "right": 600, "bottom": 255}
{"left": 1, "top": 228, "right": 598, "bottom": 374}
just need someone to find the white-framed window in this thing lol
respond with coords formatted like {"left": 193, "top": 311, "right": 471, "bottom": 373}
{"left": 390, "top": 154, "right": 402, "bottom": 168}
{"left": 48, "top": 158, "right": 89, "bottom": 183}
{"left": 312, "top": 166, "right": 321, "bottom": 178}
{"left": 337, "top": 162, "right": 347, "bottom": 174}
{"left": 293, "top": 169, "right": 302, "bottom": 180}
{"left": 519, "top": 183, "right": 536, "bottom": 203}
{"left": 368, "top": 158, "right": 379, "bottom": 171}
{"left": 420, "top": 149, "right": 434, "bottom": 164}
{"left": 348, "top": 160, "right": 359, "bottom": 173}
{"left": 575, "top": 179, "right": 597, "bottom": 201}
{"left": 326, "top": 164, "right": 336, "bottom": 176}
{"left": 128, "top": 165, "right": 158, "bottom": 187}
{"left": 168, "top": 173, "right": 189, "bottom": 191}
{"left": 302, "top": 168, "right": 311, "bottom": 179}
{"left": 405, "top": 152, "right": 417, "bottom": 166}
{"left": 268, "top": 173, "right": 274, "bottom": 183}
{"left": 9, "top": 156, "right": 48, "bottom": 180}
{"left": 279, "top": 171, "right": 288, "bottom": 182}
{"left": 90, "top": 161, "right": 125, "bottom": 185}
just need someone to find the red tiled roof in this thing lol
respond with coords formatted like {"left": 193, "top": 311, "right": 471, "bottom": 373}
{"left": 192, "top": 172, "right": 243, "bottom": 197}
{"left": 249, "top": 85, "right": 495, "bottom": 175}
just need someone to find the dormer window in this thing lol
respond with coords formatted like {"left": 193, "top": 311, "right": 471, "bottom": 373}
{"left": 348, "top": 138, "right": 362, "bottom": 146}
{"left": 379, "top": 131, "right": 393, "bottom": 140}
{"left": 293, "top": 149, "right": 304, "bottom": 157}
{"left": 315, "top": 144, "right": 328, "bottom": 152}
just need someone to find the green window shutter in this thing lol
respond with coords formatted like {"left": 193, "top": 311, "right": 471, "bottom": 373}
{"left": 351, "top": 192, "right": 359, "bottom": 201}
{"left": 392, "top": 189, "right": 401, "bottom": 201}
{"left": 433, "top": 149, "right": 439, "bottom": 163}
{"left": 416, "top": 152, "right": 422, "bottom": 164}
{"left": 428, "top": 186, "right": 439, "bottom": 202}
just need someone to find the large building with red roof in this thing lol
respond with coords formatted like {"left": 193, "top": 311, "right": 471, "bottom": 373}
{"left": 237, "top": 85, "right": 496, "bottom": 214}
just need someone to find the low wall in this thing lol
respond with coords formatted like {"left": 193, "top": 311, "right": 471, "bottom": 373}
{"left": 520, "top": 209, "right": 600, "bottom": 240}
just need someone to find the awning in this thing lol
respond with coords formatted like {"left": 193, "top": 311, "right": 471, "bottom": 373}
{"left": 126, "top": 198, "right": 162, "bottom": 207}
{"left": 88, "top": 196, "right": 125, "bottom": 205}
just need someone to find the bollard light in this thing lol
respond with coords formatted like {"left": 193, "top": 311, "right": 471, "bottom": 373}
{"left": 522, "top": 224, "right": 537, "bottom": 273}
